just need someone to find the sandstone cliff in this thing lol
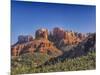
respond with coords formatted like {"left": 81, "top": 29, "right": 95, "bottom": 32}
{"left": 11, "top": 27, "right": 94, "bottom": 57}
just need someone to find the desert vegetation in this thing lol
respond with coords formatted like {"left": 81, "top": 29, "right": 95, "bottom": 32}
{"left": 11, "top": 50, "right": 95, "bottom": 75}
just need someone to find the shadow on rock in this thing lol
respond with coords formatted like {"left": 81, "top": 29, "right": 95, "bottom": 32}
{"left": 37, "top": 33, "right": 96, "bottom": 68}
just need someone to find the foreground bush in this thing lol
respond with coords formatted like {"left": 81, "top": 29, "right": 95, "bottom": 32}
{"left": 11, "top": 51, "right": 96, "bottom": 75}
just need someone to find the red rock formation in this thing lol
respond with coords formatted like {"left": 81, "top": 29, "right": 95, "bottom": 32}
{"left": 63, "top": 31, "right": 79, "bottom": 45}
{"left": 49, "top": 28, "right": 85, "bottom": 47}
{"left": 18, "top": 35, "right": 33, "bottom": 43}
{"left": 53, "top": 27, "right": 65, "bottom": 40}
{"left": 11, "top": 27, "right": 87, "bottom": 56}
{"left": 11, "top": 38, "right": 62, "bottom": 56}
{"left": 35, "top": 28, "right": 48, "bottom": 39}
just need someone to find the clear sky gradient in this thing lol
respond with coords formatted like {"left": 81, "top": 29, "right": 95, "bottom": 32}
{"left": 11, "top": 1, "right": 96, "bottom": 44}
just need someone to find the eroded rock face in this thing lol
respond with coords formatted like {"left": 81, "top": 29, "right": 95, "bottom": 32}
{"left": 49, "top": 28, "right": 86, "bottom": 47}
{"left": 11, "top": 38, "right": 62, "bottom": 56}
{"left": 35, "top": 28, "right": 48, "bottom": 39}
{"left": 18, "top": 35, "right": 33, "bottom": 43}
{"left": 53, "top": 27, "right": 65, "bottom": 40}
{"left": 11, "top": 27, "right": 94, "bottom": 56}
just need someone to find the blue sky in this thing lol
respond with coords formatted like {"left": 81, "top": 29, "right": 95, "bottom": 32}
{"left": 11, "top": 1, "right": 96, "bottom": 44}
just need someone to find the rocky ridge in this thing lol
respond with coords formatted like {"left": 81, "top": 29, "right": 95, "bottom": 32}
{"left": 11, "top": 27, "right": 95, "bottom": 57}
